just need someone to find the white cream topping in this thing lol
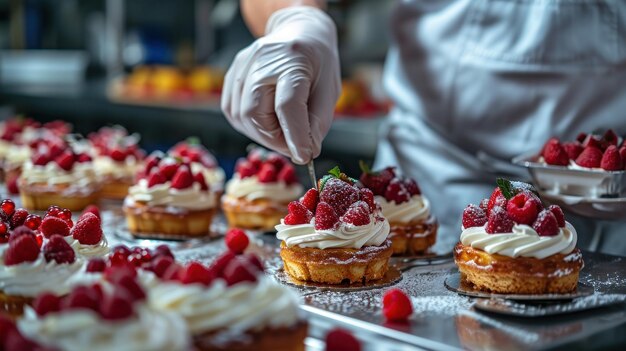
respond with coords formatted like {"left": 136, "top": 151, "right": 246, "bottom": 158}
{"left": 376, "top": 195, "right": 430, "bottom": 223}
{"left": 191, "top": 162, "right": 225, "bottom": 191}
{"left": 3, "top": 144, "right": 31, "bottom": 170}
{"left": 0, "top": 256, "right": 82, "bottom": 297}
{"left": 148, "top": 277, "right": 300, "bottom": 335}
{"left": 20, "top": 160, "right": 98, "bottom": 187}
{"left": 460, "top": 222, "right": 578, "bottom": 259}
{"left": 63, "top": 235, "right": 110, "bottom": 258}
{"left": 66, "top": 267, "right": 158, "bottom": 291}
{"left": 276, "top": 212, "right": 390, "bottom": 249}
{"left": 18, "top": 305, "right": 190, "bottom": 351}
{"left": 225, "top": 174, "right": 303, "bottom": 202}
{"left": 93, "top": 156, "right": 141, "bottom": 180}
{"left": 127, "top": 179, "right": 216, "bottom": 210}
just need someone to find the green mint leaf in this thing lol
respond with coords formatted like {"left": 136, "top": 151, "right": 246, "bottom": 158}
{"left": 328, "top": 166, "right": 342, "bottom": 178}
{"left": 359, "top": 160, "right": 371, "bottom": 174}
{"left": 186, "top": 136, "right": 201, "bottom": 145}
{"left": 496, "top": 178, "right": 515, "bottom": 199}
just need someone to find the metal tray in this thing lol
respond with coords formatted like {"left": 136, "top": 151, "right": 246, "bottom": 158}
{"left": 537, "top": 189, "right": 626, "bottom": 221}
{"left": 512, "top": 151, "right": 626, "bottom": 198}
{"left": 473, "top": 295, "right": 626, "bottom": 317}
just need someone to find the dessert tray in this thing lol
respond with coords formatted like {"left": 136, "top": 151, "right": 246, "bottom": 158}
{"left": 473, "top": 295, "right": 626, "bottom": 317}
{"left": 536, "top": 189, "right": 626, "bottom": 221}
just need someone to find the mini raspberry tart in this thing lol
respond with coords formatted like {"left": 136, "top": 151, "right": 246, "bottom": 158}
{"left": 540, "top": 130, "right": 625, "bottom": 171}
{"left": 123, "top": 152, "right": 217, "bottom": 238}
{"left": 454, "top": 179, "right": 584, "bottom": 294}
{"left": 168, "top": 138, "right": 225, "bottom": 196}
{"left": 359, "top": 162, "right": 438, "bottom": 255}
{"left": 222, "top": 147, "right": 303, "bottom": 231}
{"left": 89, "top": 126, "right": 146, "bottom": 199}
{"left": 276, "top": 167, "right": 392, "bottom": 284}
{"left": 18, "top": 137, "right": 99, "bottom": 211}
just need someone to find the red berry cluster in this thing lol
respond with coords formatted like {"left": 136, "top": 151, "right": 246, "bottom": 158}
{"left": 325, "top": 328, "right": 361, "bottom": 351}
{"left": 0, "top": 315, "right": 50, "bottom": 351}
{"left": 32, "top": 268, "right": 147, "bottom": 321}
{"left": 97, "top": 245, "right": 175, "bottom": 273}
{"left": 0, "top": 199, "right": 42, "bottom": 244}
{"left": 359, "top": 164, "right": 420, "bottom": 205}
{"left": 235, "top": 148, "right": 298, "bottom": 184}
{"left": 88, "top": 126, "right": 145, "bottom": 163}
{"left": 0, "top": 117, "right": 41, "bottom": 142}
{"left": 29, "top": 135, "right": 92, "bottom": 171}
{"left": 139, "top": 152, "right": 209, "bottom": 191}
{"left": 462, "top": 180, "right": 566, "bottom": 236}
{"left": 3, "top": 225, "right": 75, "bottom": 266}
{"left": 382, "top": 288, "right": 413, "bottom": 322}
{"left": 169, "top": 138, "right": 218, "bottom": 169}
{"left": 542, "top": 130, "right": 626, "bottom": 171}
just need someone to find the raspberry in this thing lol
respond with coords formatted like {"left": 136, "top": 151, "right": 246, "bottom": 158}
{"left": 58, "top": 208, "right": 72, "bottom": 221}
{"left": 506, "top": 192, "right": 540, "bottom": 225}
{"left": 62, "top": 286, "right": 99, "bottom": 312}
{"left": 479, "top": 198, "right": 489, "bottom": 212}
{"left": 403, "top": 178, "right": 421, "bottom": 196}
{"left": 81, "top": 205, "right": 101, "bottom": 220}
{"left": 576, "top": 133, "right": 587, "bottom": 143}
{"left": 154, "top": 244, "right": 174, "bottom": 259}
{"left": 109, "top": 147, "right": 126, "bottom": 162}
{"left": 113, "top": 274, "right": 146, "bottom": 302}
{"left": 382, "top": 288, "right": 413, "bottom": 322}
{"left": 325, "top": 328, "right": 361, "bottom": 351}
{"left": 32, "top": 292, "right": 61, "bottom": 316}
{"left": 193, "top": 172, "right": 209, "bottom": 191}
{"left": 150, "top": 256, "right": 175, "bottom": 278}
{"left": 104, "top": 263, "right": 137, "bottom": 282}
{"left": 314, "top": 202, "right": 340, "bottom": 230}
{"left": 86, "top": 258, "right": 107, "bottom": 272}
{"left": 4, "top": 330, "right": 38, "bottom": 351}
{"left": 162, "top": 263, "right": 182, "bottom": 281}
{"left": 244, "top": 253, "right": 264, "bottom": 272}
{"left": 40, "top": 216, "right": 70, "bottom": 238}
{"left": 620, "top": 147, "right": 626, "bottom": 167}
{"left": 55, "top": 151, "right": 75, "bottom": 171}
{"left": 487, "top": 188, "right": 507, "bottom": 216}
{"left": 600, "top": 145, "right": 623, "bottom": 171}
{"left": 278, "top": 164, "right": 298, "bottom": 185}
{"left": 147, "top": 170, "right": 166, "bottom": 188}
{"left": 9, "top": 208, "right": 28, "bottom": 229}
{"left": 223, "top": 257, "right": 258, "bottom": 286}
{"left": 300, "top": 189, "right": 319, "bottom": 212}
{"left": 225, "top": 228, "right": 249, "bottom": 254}
{"left": 384, "top": 178, "right": 411, "bottom": 204}
{"left": 603, "top": 129, "right": 619, "bottom": 146}
{"left": 248, "top": 148, "right": 265, "bottom": 169}
{"left": 77, "top": 153, "right": 92, "bottom": 162}
{"left": 3, "top": 234, "right": 39, "bottom": 266}
{"left": 582, "top": 135, "right": 601, "bottom": 149}
{"left": 284, "top": 201, "right": 313, "bottom": 225}
{"left": 158, "top": 161, "right": 179, "bottom": 180}
{"left": 341, "top": 201, "right": 371, "bottom": 226}
{"left": 548, "top": 205, "right": 566, "bottom": 227}
{"left": 145, "top": 153, "right": 162, "bottom": 174}
{"left": 462, "top": 204, "right": 488, "bottom": 228}
{"left": 208, "top": 251, "right": 236, "bottom": 277}
{"left": 6, "top": 174, "right": 19, "bottom": 195}
{"left": 359, "top": 163, "right": 395, "bottom": 196}
{"left": 563, "top": 142, "right": 583, "bottom": 161}
{"left": 235, "top": 159, "right": 257, "bottom": 178}
{"left": 100, "top": 289, "right": 134, "bottom": 320}
{"left": 0, "top": 221, "right": 7, "bottom": 236}
{"left": 575, "top": 146, "right": 603, "bottom": 168}
{"left": 24, "top": 214, "right": 42, "bottom": 230}
{"left": 32, "top": 152, "right": 50, "bottom": 166}
{"left": 486, "top": 206, "right": 514, "bottom": 234}
{"left": 9, "top": 226, "right": 35, "bottom": 242}
{"left": 257, "top": 163, "right": 277, "bottom": 183}
{"left": 43, "top": 235, "right": 76, "bottom": 264}
{"left": 171, "top": 166, "right": 194, "bottom": 189}
{"left": 46, "top": 205, "right": 62, "bottom": 217}
{"left": 359, "top": 188, "right": 375, "bottom": 212}
{"left": 542, "top": 138, "right": 569, "bottom": 165}
{"left": 320, "top": 178, "right": 360, "bottom": 216}
{"left": 266, "top": 153, "right": 286, "bottom": 171}
{"left": 179, "top": 261, "right": 215, "bottom": 286}
{"left": 71, "top": 212, "right": 103, "bottom": 245}
{"left": 1, "top": 199, "right": 15, "bottom": 217}
{"left": 533, "top": 210, "right": 559, "bottom": 236}
{"left": 110, "top": 245, "right": 131, "bottom": 264}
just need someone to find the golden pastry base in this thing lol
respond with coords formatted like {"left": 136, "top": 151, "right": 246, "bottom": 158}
{"left": 98, "top": 180, "right": 132, "bottom": 200}
{"left": 193, "top": 321, "right": 307, "bottom": 351}
{"left": 389, "top": 215, "right": 438, "bottom": 255}
{"left": 279, "top": 240, "right": 393, "bottom": 284}
{"left": 19, "top": 185, "right": 99, "bottom": 211}
{"left": 221, "top": 195, "right": 288, "bottom": 231}
{"left": 0, "top": 290, "right": 32, "bottom": 319}
{"left": 454, "top": 243, "right": 583, "bottom": 294}
{"left": 124, "top": 201, "right": 216, "bottom": 238}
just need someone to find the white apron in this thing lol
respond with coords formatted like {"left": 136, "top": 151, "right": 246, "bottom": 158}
{"left": 377, "top": 0, "right": 626, "bottom": 252}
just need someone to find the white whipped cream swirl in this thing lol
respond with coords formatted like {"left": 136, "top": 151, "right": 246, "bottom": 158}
{"left": 93, "top": 156, "right": 141, "bottom": 180}
{"left": 191, "top": 162, "right": 225, "bottom": 191}
{"left": 225, "top": 174, "right": 303, "bottom": 202}
{"left": 0, "top": 256, "right": 82, "bottom": 297}
{"left": 64, "top": 235, "right": 110, "bottom": 258}
{"left": 20, "top": 161, "right": 98, "bottom": 187}
{"left": 127, "top": 179, "right": 216, "bottom": 210}
{"left": 276, "top": 213, "right": 390, "bottom": 249}
{"left": 376, "top": 195, "right": 430, "bottom": 223}
{"left": 18, "top": 305, "right": 190, "bottom": 351}
{"left": 148, "top": 276, "right": 300, "bottom": 334}
{"left": 460, "top": 222, "right": 577, "bottom": 259}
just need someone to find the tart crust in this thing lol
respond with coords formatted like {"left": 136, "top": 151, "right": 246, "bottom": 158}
{"left": 194, "top": 321, "right": 307, "bottom": 351}
{"left": 19, "top": 182, "right": 99, "bottom": 211}
{"left": 221, "top": 195, "right": 288, "bottom": 231}
{"left": 0, "top": 290, "right": 32, "bottom": 319}
{"left": 453, "top": 243, "right": 583, "bottom": 294}
{"left": 123, "top": 200, "right": 216, "bottom": 238}
{"left": 98, "top": 177, "right": 134, "bottom": 200}
{"left": 280, "top": 240, "right": 393, "bottom": 284}
{"left": 389, "top": 215, "right": 438, "bottom": 255}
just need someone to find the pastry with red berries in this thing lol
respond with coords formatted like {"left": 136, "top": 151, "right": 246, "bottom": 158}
{"left": 276, "top": 167, "right": 392, "bottom": 284}
{"left": 454, "top": 179, "right": 584, "bottom": 294}
{"left": 90, "top": 126, "right": 146, "bottom": 199}
{"left": 540, "top": 130, "right": 625, "bottom": 171}
{"left": 359, "top": 162, "right": 438, "bottom": 255}
{"left": 18, "top": 137, "right": 99, "bottom": 211}
{"left": 168, "top": 137, "right": 225, "bottom": 197}
{"left": 222, "top": 147, "right": 303, "bottom": 231}
{"left": 123, "top": 151, "right": 217, "bottom": 238}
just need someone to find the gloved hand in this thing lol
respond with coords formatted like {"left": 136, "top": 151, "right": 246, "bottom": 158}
{"left": 221, "top": 6, "right": 341, "bottom": 165}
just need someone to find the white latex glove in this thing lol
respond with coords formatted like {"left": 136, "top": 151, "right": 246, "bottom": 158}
{"left": 221, "top": 6, "right": 341, "bottom": 165}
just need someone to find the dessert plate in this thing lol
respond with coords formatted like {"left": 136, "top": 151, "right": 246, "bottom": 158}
{"left": 473, "top": 295, "right": 626, "bottom": 317}
{"left": 274, "top": 266, "right": 402, "bottom": 292}
{"left": 444, "top": 273, "right": 594, "bottom": 301}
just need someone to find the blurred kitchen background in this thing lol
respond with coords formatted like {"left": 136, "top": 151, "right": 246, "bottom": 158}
{"left": 0, "top": 0, "right": 394, "bottom": 178}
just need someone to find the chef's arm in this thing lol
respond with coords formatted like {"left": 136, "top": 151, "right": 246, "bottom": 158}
{"left": 241, "top": 0, "right": 326, "bottom": 36}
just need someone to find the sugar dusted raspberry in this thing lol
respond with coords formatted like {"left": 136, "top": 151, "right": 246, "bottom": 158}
{"left": 266, "top": 152, "right": 286, "bottom": 171}
{"left": 223, "top": 257, "right": 257, "bottom": 286}
{"left": 171, "top": 166, "right": 194, "bottom": 189}
{"left": 158, "top": 160, "right": 179, "bottom": 180}
{"left": 300, "top": 188, "right": 319, "bottom": 212}
{"left": 209, "top": 251, "right": 236, "bottom": 277}
{"left": 33, "top": 292, "right": 61, "bottom": 316}
{"left": 40, "top": 216, "right": 70, "bottom": 238}
{"left": 155, "top": 244, "right": 174, "bottom": 259}
{"left": 384, "top": 178, "right": 411, "bottom": 204}
{"left": 320, "top": 178, "right": 360, "bottom": 216}
{"left": 9, "top": 208, "right": 29, "bottom": 229}
{"left": 479, "top": 198, "right": 489, "bottom": 212}
{"left": 71, "top": 212, "right": 103, "bottom": 245}
{"left": 563, "top": 142, "right": 583, "bottom": 160}
{"left": 86, "top": 258, "right": 107, "bottom": 273}
{"left": 542, "top": 138, "right": 569, "bottom": 166}
{"left": 4, "top": 234, "right": 39, "bottom": 266}
{"left": 147, "top": 170, "right": 167, "bottom": 188}
{"left": 278, "top": 164, "right": 298, "bottom": 185}
{"left": 600, "top": 145, "right": 623, "bottom": 171}
{"left": 314, "top": 202, "right": 340, "bottom": 230}
{"left": 382, "top": 288, "right": 413, "bottom": 322}
{"left": 225, "top": 228, "right": 249, "bottom": 254}
{"left": 359, "top": 188, "right": 375, "bottom": 212}
{"left": 533, "top": 209, "right": 559, "bottom": 236}
{"left": 341, "top": 201, "right": 371, "bottom": 226}
{"left": 487, "top": 188, "right": 507, "bottom": 216}
{"left": 284, "top": 201, "right": 313, "bottom": 225}
{"left": 100, "top": 289, "right": 134, "bottom": 320}
{"left": 43, "top": 235, "right": 76, "bottom": 264}
{"left": 403, "top": 178, "right": 421, "bottom": 196}
{"left": 506, "top": 192, "right": 540, "bottom": 225}
{"left": 359, "top": 163, "right": 395, "bottom": 196}
{"left": 603, "top": 129, "right": 619, "bottom": 146}
{"left": 55, "top": 151, "right": 75, "bottom": 171}
{"left": 462, "top": 204, "right": 487, "bottom": 229}
{"left": 193, "top": 172, "right": 209, "bottom": 191}
{"left": 325, "top": 328, "right": 361, "bottom": 351}
{"left": 113, "top": 274, "right": 146, "bottom": 302}
{"left": 62, "top": 285, "right": 100, "bottom": 312}
{"left": 485, "top": 206, "right": 514, "bottom": 234}
{"left": 150, "top": 256, "right": 175, "bottom": 278}
{"left": 179, "top": 261, "right": 215, "bottom": 286}
{"left": 575, "top": 146, "right": 603, "bottom": 168}
{"left": 257, "top": 163, "right": 277, "bottom": 183}
{"left": 582, "top": 135, "right": 602, "bottom": 149}
{"left": 81, "top": 205, "right": 101, "bottom": 220}
{"left": 548, "top": 205, "right": 566, "bottom": 227}
{"left": 235, "top": 159, "right": 257, "bottom": 178}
